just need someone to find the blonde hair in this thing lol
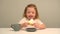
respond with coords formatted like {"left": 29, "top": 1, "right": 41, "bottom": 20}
{"left": 23, "top": 4, "right": 39, "bottom": 19}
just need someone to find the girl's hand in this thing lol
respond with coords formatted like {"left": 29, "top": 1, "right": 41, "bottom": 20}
{"left": 33, "top": 23, "right": 40, "bottom": 28}
{"left": 22, "top": 22, "right": 29, "bottom": 27}
{"left": 33, "top": 23, "right": 46, "bottom": 29}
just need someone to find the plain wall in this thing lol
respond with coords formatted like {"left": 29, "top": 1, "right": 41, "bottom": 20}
{"left": 0, "top": 0, "right": 60, "bottom": 28}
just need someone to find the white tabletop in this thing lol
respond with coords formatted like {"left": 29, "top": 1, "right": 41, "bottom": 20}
{"left": 0, "top": 28, "right": 60, "bottom": 34}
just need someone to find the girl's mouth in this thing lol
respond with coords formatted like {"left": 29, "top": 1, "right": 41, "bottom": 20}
{"left": 29, "top": 16, "right": 33, "bottom": 18}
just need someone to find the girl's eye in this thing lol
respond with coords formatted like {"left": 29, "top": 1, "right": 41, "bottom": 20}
{"left": 27, "top": 11, "right": 35, "bottom": 14}
{"left": 27, "top": 11, "right": 30, "bottom": 13}
{"left": 32, "top": 12, "right": 35, "bottom": 14}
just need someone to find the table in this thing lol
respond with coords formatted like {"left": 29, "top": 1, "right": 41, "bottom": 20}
{"left": 0, "top": 28, "right": 60, "bottom": 34}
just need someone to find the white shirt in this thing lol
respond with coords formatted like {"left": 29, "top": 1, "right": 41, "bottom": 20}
{"left": 19, "top": 17, "right": 43, "bottom": 24}
{"left": 18, "top": 17, "right": 43, "bottom": 29}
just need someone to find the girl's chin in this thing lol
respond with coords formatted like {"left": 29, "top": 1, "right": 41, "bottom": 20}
{"left": 27, "top": 18, "right": 34, "bottom": 20}
{"left": 28, "top": 18, "right": 32, "bottom": 20}
{"left": 26, "top": 17, "right": 35, "bottom": 19}
{"left": 27, "top": 18, "right": 32, "bottom": 19}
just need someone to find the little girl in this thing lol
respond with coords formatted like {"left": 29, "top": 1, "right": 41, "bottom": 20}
{"left": 19, "top": 4, "right": 46, "bottom": 29}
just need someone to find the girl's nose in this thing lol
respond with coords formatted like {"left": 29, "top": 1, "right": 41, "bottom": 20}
{"left": 30, "top": 12, "right": 33, "bottom": 15}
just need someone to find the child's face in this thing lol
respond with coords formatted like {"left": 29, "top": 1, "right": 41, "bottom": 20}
{"left": 26, "top": 7, "right": 36, "bottom": 19}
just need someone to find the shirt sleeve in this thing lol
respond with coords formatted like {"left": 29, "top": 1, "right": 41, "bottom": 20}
{"left": 35, "top": 19, "right": 43, "bottom": 24}
{"left": 18, "top": 18, "right": 27, "bottom": 24}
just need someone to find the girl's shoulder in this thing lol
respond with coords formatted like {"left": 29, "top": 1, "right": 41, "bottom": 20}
{"left": 20, "top": 17, "right": 27, "bottom": 21}
{"left": 34, "top": 19, "right": 43, "bottom": 24}
{"left": 34, "top": 19, "right": 40, "bottom": 21}
{"left": 21, "top": 17, "right": 26, "bottom": 20}
{"left": 18, "top": 17, "right": 27, "bottom": 24}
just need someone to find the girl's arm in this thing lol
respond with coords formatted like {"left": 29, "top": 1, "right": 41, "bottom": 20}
{"left": 33, "top": 23, "right": 46, "bottom": 29}
{"left": 21, "top": 22, "right": 29, "bottom": 27}
{"left": 19, "top": 18, "right": 29, "bottom": 28}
